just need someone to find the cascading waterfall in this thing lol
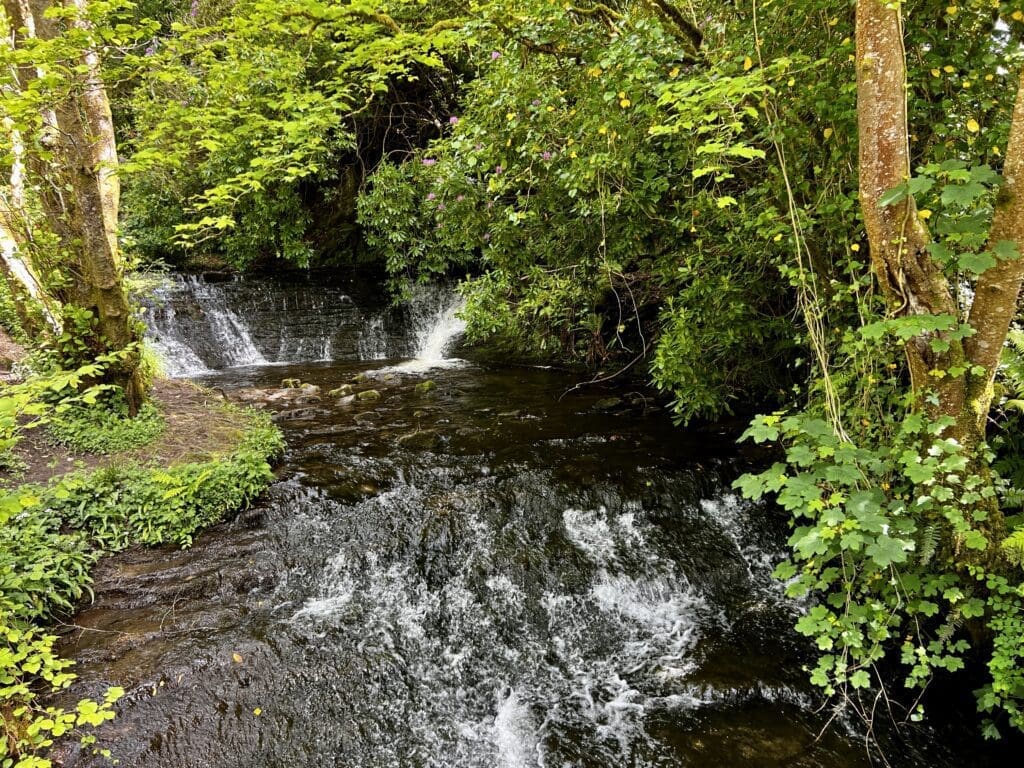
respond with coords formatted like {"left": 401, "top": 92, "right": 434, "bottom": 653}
{"left": 391, "top": 285, "right": 467, "bottom": 371}
{"left": 63, "top": 287, "right": 999, "bottom": 768}
{"left": 139, "top": 274, "right": 466, "bottom": 376}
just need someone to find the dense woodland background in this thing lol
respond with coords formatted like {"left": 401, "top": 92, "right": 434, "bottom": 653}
{"left": 2, "top": 1, "right": 1024, "bottom": 765}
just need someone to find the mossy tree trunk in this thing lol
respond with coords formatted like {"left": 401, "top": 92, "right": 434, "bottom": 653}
{"left": 856, "top": 0, "right": 1024, "bottom": 452}
{"left": 2, "top": 0, "right": 144, "bottom": 412}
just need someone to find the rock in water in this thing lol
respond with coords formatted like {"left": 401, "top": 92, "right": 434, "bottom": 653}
{"left": 357, "top": 389, "right": 382, "bottom": 402}
{"left": 396, "top": 430, "right": 441, "bottom": 450}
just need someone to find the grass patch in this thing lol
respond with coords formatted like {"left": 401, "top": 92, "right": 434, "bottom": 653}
{"left": 46, "top": 408, "right": 282, "bottom": 548}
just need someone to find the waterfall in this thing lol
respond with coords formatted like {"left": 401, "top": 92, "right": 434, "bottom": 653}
{"left": 137, "top": 273, "right": 466, "bottom": 377}
{"left": 190, "top": 279, "right": 268, "bottom": 368}
{"left": 397, "top": 285, "right": 467, "bottom": 371}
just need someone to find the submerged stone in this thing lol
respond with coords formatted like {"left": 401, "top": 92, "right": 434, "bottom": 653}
{"left": 282, "top": 378, "right": 302, "bottom": 389}
{"left": 396, "top": 429, "right": 441, "bottom": 450}
{"left": 593, "top": 397, "right": 623, "bottom": 411}
{"left": 357, "top": 389, "right": 382, "bottom": 402}
{"left": 414, "top": 380, "right": 437, "bottom": 395}
{"left": 274, "top": 407, "right": 321, "bottom": 422}
{"left": 329, "top": 384, "right": 354, "bottom": 397}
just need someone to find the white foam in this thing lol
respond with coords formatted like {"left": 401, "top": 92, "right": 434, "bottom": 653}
{"left": 372, "top": 286, "right": 468, "bottom": 374}
{"left": 562, "top": 507, "right": 643, "bottom": 567}
{"left": 493, "top": 689, "right": 540, "bottom": 768}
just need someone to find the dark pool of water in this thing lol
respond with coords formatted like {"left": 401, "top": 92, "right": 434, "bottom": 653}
{"left": 55, "top": 359, "right": 1016, "bottom": 767}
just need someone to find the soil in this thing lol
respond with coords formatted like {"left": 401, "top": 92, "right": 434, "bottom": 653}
{"left": 1, "top": 379, "right": 252, "bottom": 488}
{"left": 0, "top": 328, "right": 25, "bottom": 381}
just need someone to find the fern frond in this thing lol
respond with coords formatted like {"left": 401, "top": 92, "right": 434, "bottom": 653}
{"left": 918, "top": 525, "right": 940, "bottom": 566}
{"left": 937, "top": 611, "right": 965, "bottom": 644}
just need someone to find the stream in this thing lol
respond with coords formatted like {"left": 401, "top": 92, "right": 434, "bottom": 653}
{"left": 57, "top": 274, "right": 1014, "bottom": 767}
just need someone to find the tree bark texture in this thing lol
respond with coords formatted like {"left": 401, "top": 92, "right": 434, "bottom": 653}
{"left": 856, "top": 0, "right": 1024, "bottom": 449}
{"left": 855, "top": 0, "right": 965, "bottom": 418}
{"left": 964, "top": 70, "right": 1024, "bottom": 443}
{"left": 2, "top": 0, "right": 144, "bottom": 411}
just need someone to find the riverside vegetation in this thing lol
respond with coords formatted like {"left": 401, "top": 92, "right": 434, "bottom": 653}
{"left": 0, "top": 0, "right": 1023, "bottom": 765}
{"left": 0, "top": 350, "right": 283, "bottom": 767}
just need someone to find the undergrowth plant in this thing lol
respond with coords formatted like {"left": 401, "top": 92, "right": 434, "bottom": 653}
{"left": 45, "top": 409, "right": 283, "bottom": 549}
{"left": 0, "top": 397, "right": 282, "bottom": 767}
{"left": 47, "top": 399, "right": 165, "bottom": 455}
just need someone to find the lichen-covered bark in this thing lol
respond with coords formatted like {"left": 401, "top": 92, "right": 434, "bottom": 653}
{"left": 857, "top": 0, "right": 1024, "bottom": 458}
{"left": 2, "top": 0, "right": 144, "bottom": 411}
{"left": 66, "top": 0, "right": 119, "bottom": 256}
{"left": 964, "top": 70, "right": 1024, "bottom": 444}
{"left": 856, "top": 0, "right": 966, "bottom": 421}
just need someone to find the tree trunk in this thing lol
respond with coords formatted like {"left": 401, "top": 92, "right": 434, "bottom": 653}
{"left": 2, "top": 0, "right": 144, "bottom": 412}
{"left": 66, "top": 0, "right": 119, "bottom": 257}
{"left": 855, "top": 1, "right": 1024, "bottom": 452}
{"left": 964, "top": 70, "right": 1024, "bottom": 445}
{"left": 855, "top": 0, "right": 966, "bottom": 423}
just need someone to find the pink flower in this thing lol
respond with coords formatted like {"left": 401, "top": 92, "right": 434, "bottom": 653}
{"left": 422, "top": 158, "right": 437, "bottom": 166}
{"left": 541, "top": 151, "right": 552, "bottom": 161}
{"left": 495, "top": 165, "right": 504, "bottom": 175}
{"left": 426, "top": 193, "right": 436, "bottom": 201}
{"left": 491, "top": 51, "right": 501, "bottom": 60}
{"left": 456, "top": 195, "right": 465, "bottom": 202}
{"left": 449, "top": 116, "right": 459, "bottom": 125}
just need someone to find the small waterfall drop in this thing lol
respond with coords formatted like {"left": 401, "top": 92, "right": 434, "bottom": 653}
{"left": 190, "top": 278, "right": 269, "bottom": 368}
{"left": 356, "top": 314, "right": 389, "bottom": 361}
{"left": 391, "top": 285, "right": 467, "bottom": 372}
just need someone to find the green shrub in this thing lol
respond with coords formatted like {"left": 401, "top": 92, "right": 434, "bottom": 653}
{"left": 0, "top": 363, "right": 116, "bottom": 470}
{"left": 45, "top": 409, "right": 283, "bottom": 549}
{"left": 0, "top": 490, "right": 120, "bottom": 768}
{"left": 0, "top": 610, "right": 123, "bottom": 768}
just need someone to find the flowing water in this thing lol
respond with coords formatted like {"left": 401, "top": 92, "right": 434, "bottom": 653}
{"left": 57, "top": 275, "right": 1015, "bottom": 767}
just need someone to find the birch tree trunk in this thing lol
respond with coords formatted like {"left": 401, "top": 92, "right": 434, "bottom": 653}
{"left": 0, "top": 118, "right": 59, "bottom": 336}
{"left": 2, "top": 0, "right": 144, "bottom": 412}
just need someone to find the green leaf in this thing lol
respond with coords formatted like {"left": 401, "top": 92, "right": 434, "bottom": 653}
{"left": 849, "top": 669, "right": 871, "bottom": 689}
{"left": 940, "top": 181, "right": 986, "bottom": 208}
{"left": 994, "top": 240, "right": 1020, "bottom": 262}
{"left": 878, "top": 184, "right": 908, "bottom": 207}
{"left": 866, "top": 535, "right": 913, "bottom": 567}
{"left": 958, "top": 251, "right": 997, "bottom": 274}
